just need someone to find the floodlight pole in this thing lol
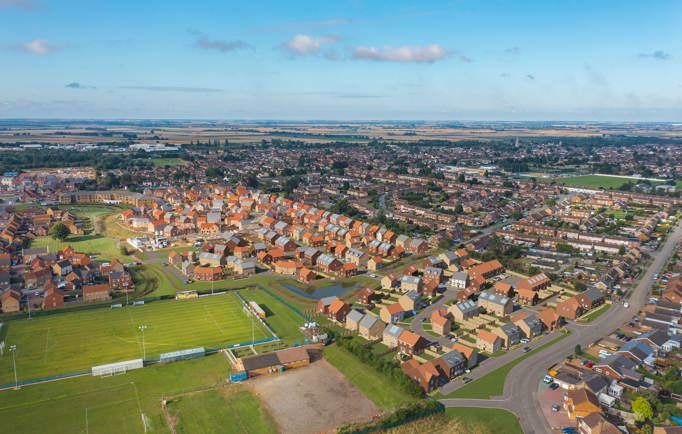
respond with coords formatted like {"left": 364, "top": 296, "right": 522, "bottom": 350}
{"left": 27, "top": 294, "right": 31, "bottom": 320}
{"left": 211, "top": 279, "right": 214, "bottom": 295}
{"left": 139, "top": 325, "right": 148, "bottom": 360}
{"left": 9, "top": 345, "right": 18, "bottom": 390}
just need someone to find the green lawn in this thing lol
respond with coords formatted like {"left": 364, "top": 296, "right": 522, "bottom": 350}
{"left": 578, "top": 303, "right": 610, "bottom": 323}
{"left": 442, "top": 332, "right": 569, "bottom": 399}
{"left": 151, "top": 158, "right": 187, "bottom": 167}
{"left": 0, "top": 294, "right": 270, "bottom": 384}
{"left": 167, "top": 386, "right": 276, "bottom": 434}
{"left": 444, "top": 408, "right": 522, "bottom": 434}
{"left": 323, "top": 344, "right": 415, "bottom": 410}
{"left": 557, "top": 174, "right": 665, "bottom": 189}
{"left": 31, "top": 234, "right": 131, "bottom": 261}
{"left": 238, "top": 287, "right": 305, "bottom": 345}
{"left": 0, "top": 352, "right": 235, "bottom": 434}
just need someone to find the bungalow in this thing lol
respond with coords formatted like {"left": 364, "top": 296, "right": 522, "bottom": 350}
{"left": 380, "top": 302, "right": 407, "bottom": 324}
{"left": 398, "top": 330, "right": 427, "bottom": 356}
{"left": 616, "top": 340, "right": 654, "bottom": 364}
{"left": 476, "top": 329, "right": 502, "bottom": 353}
{"left": 358, "top": 314, "right": 386, "bottom": 340}
{"left": 383, "top": 324, "right": 405, "bottom": 348}
{"left": 593, "top": 354, "right": 642, "bottom": 382}
{"left": 563, "top": 387, "right": 601, "bottom": 421}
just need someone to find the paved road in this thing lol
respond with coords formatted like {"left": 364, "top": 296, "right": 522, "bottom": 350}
{"left": 441, "top": 221, "right": 682, "bottom": 433}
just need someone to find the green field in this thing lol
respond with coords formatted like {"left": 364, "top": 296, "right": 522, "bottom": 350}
{"left": 557, "top": 174, "right": 663, "bottom": 189}
{"left": 167, "top": 386, "right": 276, "bottom": 434}
{"left": 0, "top": 294, "right": 270, "bottom": 384}
{"left": 238, "top": 287, "right": 306, "bottom": 345}
{"left": 442, "top": 332, "right": 569, "bottom": 399}
{"left": 31, "top": 234, "right": 131, "bottom": 261}
{"left": 323, "top": 344, "right": 416, "bottom": 409}
{"left": 151, "top": 158, "right": 186, "bottom": 167}
{"left": 0, "top": 352, "right": 237, "bottom": 434}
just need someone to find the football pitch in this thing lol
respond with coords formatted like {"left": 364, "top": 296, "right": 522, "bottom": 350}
{"left": 0, "top": 294, "right": 270, "bottom": 385}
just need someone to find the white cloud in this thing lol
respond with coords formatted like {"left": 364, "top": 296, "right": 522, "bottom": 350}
{"left": 282, "top": 34, "right": 338, "bottom": 56}
{"left": 352, "top": 44, "right": 450, "bottom": 63}
{"left": 20, "top": 38, "right": 58, "bottom": 55}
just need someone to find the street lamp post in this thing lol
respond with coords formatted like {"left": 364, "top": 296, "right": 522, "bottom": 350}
{"left": 9, "top": 345, "right": 18, "bottom": 390}
{"left": 139, "top": 325, "right": 148, "bottom": 360}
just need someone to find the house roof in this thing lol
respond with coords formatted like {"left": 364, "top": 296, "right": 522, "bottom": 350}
{"left": 399, "top": 330, "right": 422, "bottom": 346}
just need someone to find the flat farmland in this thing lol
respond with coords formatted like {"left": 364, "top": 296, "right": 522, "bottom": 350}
{"left": 0, "top": 294, "right": 270, "bottom": 385}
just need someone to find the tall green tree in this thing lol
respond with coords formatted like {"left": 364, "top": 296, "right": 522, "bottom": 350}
{"left": 49, "top": 222, "right": 70, "bottom": 241}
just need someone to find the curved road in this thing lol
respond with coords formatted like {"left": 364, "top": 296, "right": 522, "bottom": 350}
{"left": 441, "top": 221, "right": 682, "bottom": 434}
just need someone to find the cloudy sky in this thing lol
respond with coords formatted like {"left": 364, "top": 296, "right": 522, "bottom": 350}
{"left": 0, "top": 0, "right": 681, "bottom": 121}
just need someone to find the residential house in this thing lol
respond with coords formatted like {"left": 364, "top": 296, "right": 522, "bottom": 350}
{"left": 328, "top": 298, "right": 351, "bottom": 324}
{"left": 383, "top": 324, "right": 405, "bottom": 348}
{"left": 576, "top": 288, "right": 605, "bottom": 311}
{"left": 398, "top": 290, "right": 420, "bottom": 312}
{"left": 398, "top": 330, "right": 426, "bottom": 356}
{"left": 476, "top": 329, "right": 502, "bottom": 353}
{"left": 477, "top": 290, "right": 513, "bottom": 317}
{"left": 380, "top": 302, "right": 407, "bottom": 324}
{"left": 345, "top": 309, "right": 364, "bottom": 332}
{"left": 431, "top": 308, "right": 452, "bottom": 336}
{"left": 448, "top": 300, "right": 479, "bottom": 322}
{"left": 82, "top": 283, "right": 111, "bottom": 303}
{"left": 358, "top": 314, "right": 386, "bottom": 340}
{"left": 401, "top": 275, "right": 422, "bottom": 293}
{"left": 494, "top": 323, "right": 522, "bottom": 349}
{"left": 563, "top": 387, "right": 601, "bottom": 421}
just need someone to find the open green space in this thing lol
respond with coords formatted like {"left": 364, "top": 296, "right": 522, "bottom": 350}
{"left": 238, "top": 287, "right": 305, "bottom": 345}
{"left": 578, "top": 303, "right": 611, "bottom": 323}
{"left": 167, "top": 385, "right": 276, "bottom": 434}
{"left": 442, "top": 331, "right": 569, "bottom": 399}
{"left": 150, "top": 158, "right": 187, "bottom": 167}
{"left": 0, "top": 352, "right": 234, "bottom": 434}
{"left": 31, "top": 234, "right": 131, "bottom": 261}
{"left": 557, "top": 174, "right": 665, "bottom": 189}
{"left": 323, "top": 344, "right": 415, "bottom": 410}
{"left": 378, "top": 407, "right": 522, "bottom": 434}
{"left": 0, "top": 294, "right": 270, "bottom": 384}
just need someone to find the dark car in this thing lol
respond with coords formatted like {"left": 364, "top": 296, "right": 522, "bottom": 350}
{"left": 550, "top": 383, "right": 560, "bottom": 390}
{"left": 462, "top": 377, "right": 473, "bottom": 383}
{"left": 522, "top": 346, "right": 531, "bottom": 353}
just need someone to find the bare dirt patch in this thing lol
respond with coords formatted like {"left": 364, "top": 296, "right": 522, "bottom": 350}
{"left": 246, "top": 359, "right": 380, "bottom": 434}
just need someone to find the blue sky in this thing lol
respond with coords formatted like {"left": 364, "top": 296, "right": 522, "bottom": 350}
{"left": 0, "top": 0, "right": 680, "bottom": 120}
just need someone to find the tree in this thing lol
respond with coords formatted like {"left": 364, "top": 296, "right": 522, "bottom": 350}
{"left": 574, "top": 344, "right": 582, "bottom": 356}
{"left": 49, "top": 222, "right": 70, "bottom": 241}
{"left": 632, "top": 396, "right": 654, "bottom": 422}
{"left": 573, "top": 281, "right": 587, "bottom": 292}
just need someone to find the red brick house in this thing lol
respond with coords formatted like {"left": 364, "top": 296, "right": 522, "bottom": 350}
{"left": 398, "top": 330, "right": 426, "bottom": 356}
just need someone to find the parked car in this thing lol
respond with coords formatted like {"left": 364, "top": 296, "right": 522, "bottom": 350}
{"left": 552, "top": 404, "right": 561, "bottom": 412}
{"left": 462, "top": 377, "right": 473, "bottom": 384}
{"left": 550, "top": 383, "right": 560, "bottom": 390}
{"left": 522, "top": 346, "right": 531, "bottom": 353}
{"left": 543, "top": 375, "right": 554, "bottom": 384}
{"left": 561, "top": 428, "right": 577, "bottom": 434}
